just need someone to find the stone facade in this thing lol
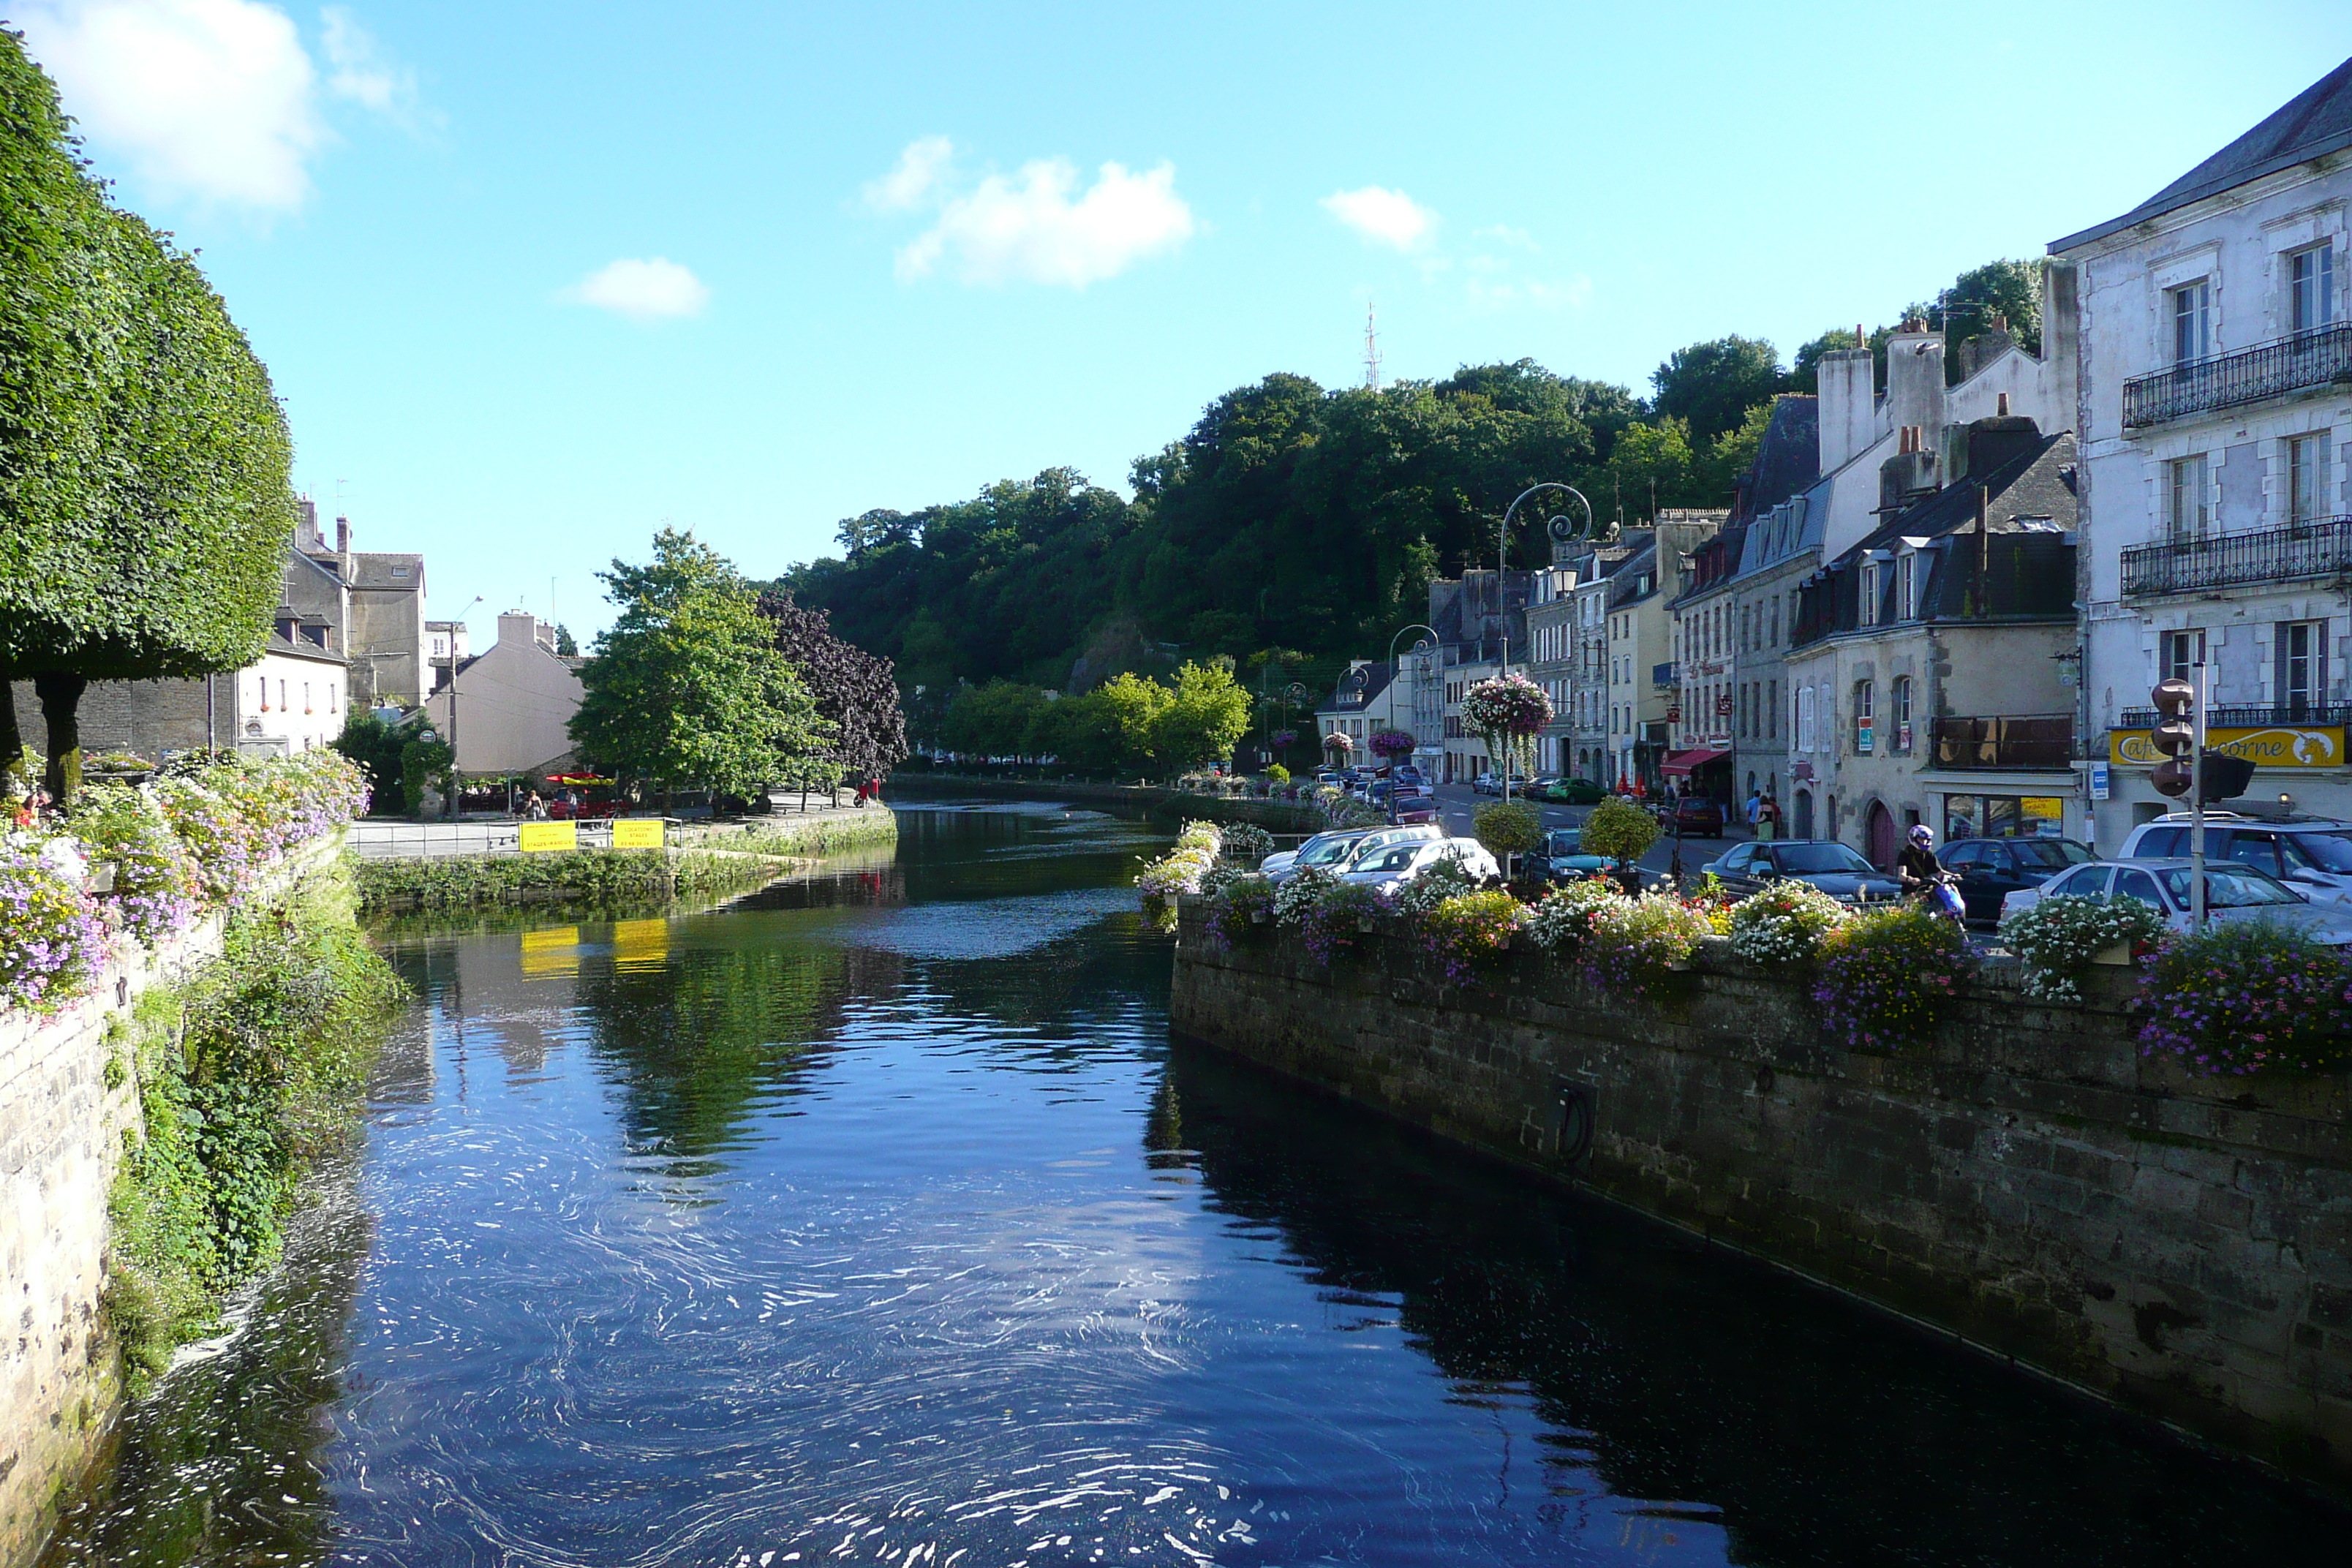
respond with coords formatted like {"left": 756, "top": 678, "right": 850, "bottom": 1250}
{"left": 1170, "top": 911, "right": 2352, "bottom": 1485}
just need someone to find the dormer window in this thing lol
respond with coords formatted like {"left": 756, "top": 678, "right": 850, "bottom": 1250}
{"left": 391, "top": 563, "right": 411, "bottom": 578}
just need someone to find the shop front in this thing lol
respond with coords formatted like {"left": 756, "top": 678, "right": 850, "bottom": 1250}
{"left": 1928, "top": 770, "right": 2089, "bottom": 847}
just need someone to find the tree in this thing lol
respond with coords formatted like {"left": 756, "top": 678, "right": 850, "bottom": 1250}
{"left": 0, "top": 34, "right": 295, "bottom": 801}
{"left": 756, "top": 589, "right": 909, "bottom": 783}
{"left": 1651, "top": 336, "right": 1788, "bottom": 445}
{"left": 1934, "top": 260, "right": 2041, "bottom": 360}
{"left": 1093, "top": 672, "right": 1173, "bottom": 774}
{"left": 1149, "top": 661, "right": 1252, "bottom": 772}
{"left": 552, "top": 623, "right": 580, "bottom": 657}
{"left": 331, "top": 712, "right": 408, "bottom": 814}
{"left": 570, "top": 529, "right": 834, "bottom": 802}
{"left": 1580, "top": 797, "right": 1660, "bottom": 870}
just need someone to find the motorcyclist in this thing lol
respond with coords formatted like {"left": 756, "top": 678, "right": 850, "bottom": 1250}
{"left": 1896, "top": 823, "right": 1947, "bottom": 900}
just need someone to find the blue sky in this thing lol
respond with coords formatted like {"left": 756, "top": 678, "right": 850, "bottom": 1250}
{"left": 17, "top": 0, "right": 2352, "bottom": 643}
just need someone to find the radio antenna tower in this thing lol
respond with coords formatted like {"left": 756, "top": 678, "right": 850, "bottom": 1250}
{"left": 1363, "top": 301, "right": 1383, "bottom": 391}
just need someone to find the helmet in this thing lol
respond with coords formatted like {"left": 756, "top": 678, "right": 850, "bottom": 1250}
{"left": 1908, "top": 824, "right": 1934, "bottom": 846}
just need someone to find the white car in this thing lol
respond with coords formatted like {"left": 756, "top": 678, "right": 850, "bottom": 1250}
{"left": 1263, "top": 829, "right": 1376, "bottom": 884}
{"left": 1337, "top": 823, "right": 1444, "bottom": 869}
{"left": 2115, "top": 813, "right": 2352, "bottom": 911}
{"left": 1338, "top": 836, "right": 1500, "bottom": 895}
{"left": 1999, "top": 858, "right": 2352, "bottom": 944}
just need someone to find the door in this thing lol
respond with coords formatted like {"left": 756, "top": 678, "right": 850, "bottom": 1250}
{"left": 1866, "top": 801, "right": 1899, "bottom": 871}
{"left": 1793, "top": 790, "right": 1814, "bottom": 840}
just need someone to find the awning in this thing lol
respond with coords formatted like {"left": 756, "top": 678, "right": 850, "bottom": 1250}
{"left": 1661, "top": 747, "right": 1730, "bottom": 777}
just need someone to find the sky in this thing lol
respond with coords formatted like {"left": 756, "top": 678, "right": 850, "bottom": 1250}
{"left": 15, "top": 0, "right": 2352, "bottom": 644}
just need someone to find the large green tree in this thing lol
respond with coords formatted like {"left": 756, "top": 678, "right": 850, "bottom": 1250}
{"left": 1149, "top": 660, "right": 1252, "bottom": 772}
{"left": 0, "top": 31, "right": 294, "bottom": 799}
{"left": 1650, "top": 336, "right": 1789, "bottom": 445}
{"left": 570, "top": 529, "right": 834, "bottom": 802}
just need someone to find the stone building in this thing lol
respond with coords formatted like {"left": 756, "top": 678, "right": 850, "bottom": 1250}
{"left": 1523, "top": 562, "right": 1580, "bottom": 777}
{"left": 2051, "top": 58, "right": 2352, "bottom": 838}
{"left": 292, "top": 501, "right": 431, "bottom": 710}
{"left": 1602, "top": 512, "right": 1726, "bottom": 791}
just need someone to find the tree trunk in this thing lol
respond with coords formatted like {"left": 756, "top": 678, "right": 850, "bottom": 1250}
{"left": 0, "top": 670, "right": 21, "bottom": 788}
{"left": 33, "top": 671, "right": 86, "bottom": 804}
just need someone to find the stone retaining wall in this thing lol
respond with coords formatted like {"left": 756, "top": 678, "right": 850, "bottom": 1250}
{"left": 1169, "top": 907, "right": 2352, "bottom": 1488}
{"left": 0, "top": 834, "right": 343, "bottom": 1567}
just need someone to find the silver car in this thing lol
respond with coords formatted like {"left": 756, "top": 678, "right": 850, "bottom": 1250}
{"left": 2000, "top": 857, "right": 2352, "bottom": 944}
{"left": 1338, "top": 836, "right": 1500, "bottom": 895}
{"left": 1263, "top": 829, "right": 1376, "bottom": 885}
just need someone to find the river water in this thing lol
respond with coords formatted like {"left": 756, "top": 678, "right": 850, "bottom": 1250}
{"left": 41, "top": 801, "right": 2348, "bottom": 1567}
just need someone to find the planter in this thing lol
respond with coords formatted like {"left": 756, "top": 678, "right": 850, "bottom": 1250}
{"left": 1357, "top": 916, "right": 1376, "bottom": 932}
{"left": 2091, "top": 941, "right": 2133, "bottom": 966}
{"left": 1251, "top": 911, "right": 1268, "bottom": 924}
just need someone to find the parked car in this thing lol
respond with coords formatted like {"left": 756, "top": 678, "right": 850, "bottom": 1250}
{"left": 1338, "top": 836, "right": 1501, "bottom": 894}
{"left": 1471, "top": 773, "right": 1504, "bottom": 796}
{"left": 1702, "top": 840, "right": 1907, "bottom": 905}
{"left": 1338, "top": 823, "right": 1445, "bottom": 871}
{"left": 1937, "top": 837, "right": 2097, "bottom": 924}
{"left": 1671, "top": 797, "right": 1725, "bottom": 837}
{"left": 1544, "top": 777, "right": 1609, "bottom": 804}
{"left": 1999, "top": 859, "right": 2352, "bottom": 944}
{"left": 2117, "top": 813, "right": 2352, "bottom": 911}
{"left": 1262, "top": 829, "right": 1376, "bottom": 884}
{"left": 1528, "top": 775, "right": 1563, "bottom": 797}
{"left": 1542, "top": 827, "right": 1613, "bottom": 883}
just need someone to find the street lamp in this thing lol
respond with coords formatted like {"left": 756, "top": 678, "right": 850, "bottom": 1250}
{"left": 443, "top": 595, "right": 482, "bottom": 818}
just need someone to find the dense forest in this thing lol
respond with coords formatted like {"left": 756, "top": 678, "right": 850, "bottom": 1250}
{"left": 768, "top": 260, "right": 2040, "bottom": 731}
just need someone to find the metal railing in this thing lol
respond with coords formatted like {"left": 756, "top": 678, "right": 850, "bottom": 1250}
{"left": 2119, "top": 516, "right": 2352, "bottom": 595}
{"left": 2117, "top": 704, "right": 2352, "bottom": 729}
{"left": 2122, "top": 323, "right": 2352, "bottom": 427}
{"left": 1931, "top": 715, "right": 2075, "bottom": 769}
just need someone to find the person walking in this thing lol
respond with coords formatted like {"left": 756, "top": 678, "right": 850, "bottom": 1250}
{"left": 1757, "top": 792, "right": 1781, "bottom": 843}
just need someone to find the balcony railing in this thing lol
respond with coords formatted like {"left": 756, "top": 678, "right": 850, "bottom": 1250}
{"left": 1931, "top": 715, "right": 2075, "bottom": 769}
{"left": 2122, "top": 324, "right": 2352, "bottom": 427}
{"left": 2117, "top": 704, "right": 2352, "bottom": 730}
{"left": 2119, "top": 517, "right": 2352, "bottom": 596}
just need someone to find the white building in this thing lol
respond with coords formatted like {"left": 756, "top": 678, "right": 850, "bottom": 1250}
{"left": 2051, "top": 59, "right": 2352, "bottom": 839}
{"left": 420, "top": 611, "right": 587, "bottom": 783}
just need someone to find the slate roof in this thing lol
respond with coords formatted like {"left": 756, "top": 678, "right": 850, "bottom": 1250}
{"left": 1733, "top": 396, "right": 1820, "bottom": 524}
{"left": 2051, "top": 58, "right": 2352, "bottom": 252}
{"left": 1604, "top": 542, "right": 1660, "bottom": 611}
{"left": 346, "top": 552, "right": 425, "bottom": 591}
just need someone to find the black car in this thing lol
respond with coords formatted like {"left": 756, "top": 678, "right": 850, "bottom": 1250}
{"left": 1939, "top": 837, "right": 2095, "bottom": 924}
{"left": 1703, "top": 839, "right": 1907, "bottom": 905}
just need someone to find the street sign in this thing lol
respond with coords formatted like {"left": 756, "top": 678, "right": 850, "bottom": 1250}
{"left": 519, "top": 821, "right": 578, "bottom": 853}
{"left": 611, "top": 818, "right": 666, "bottom": 850}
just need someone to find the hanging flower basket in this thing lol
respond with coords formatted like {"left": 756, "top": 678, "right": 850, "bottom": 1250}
{"left": 1368, "top": 728, "right": 1417, "bottom": 761}
{"left": 1323, "top": 731, "right": 1356, "bottom": 753}
{"left": 1460, "top": 674, "right": 1553, "bottom": 739}
{"left": 1270, "top": 729, "right": 1298, "bottom": 750}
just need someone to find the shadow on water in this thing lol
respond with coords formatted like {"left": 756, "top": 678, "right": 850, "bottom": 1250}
{"left": 1158, "top": 1041, "right": 2349, "bottom": 1567}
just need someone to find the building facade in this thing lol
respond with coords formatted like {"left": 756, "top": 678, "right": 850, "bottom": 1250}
{"left": 420, "top": 611, "right": 587, "bottom": 782}
{"left": 1525, "top": 563, "right": 1579, "bottom": 777}
{"left": 2051, "top": 60, "right": 2352, "bottom": 840}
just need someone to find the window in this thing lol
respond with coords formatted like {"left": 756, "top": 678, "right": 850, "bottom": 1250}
{"left": 1896, "top": 554, "right": 1916, "bottom": 621}
{"left": 1768, "top": 679, "right": 1778, "bottom": 739}
{"left": 1892, "top": 675, "right": 1912, "bottom": 753}
{"left": 2172, "top": 280, "right": 2211, "bottom": 364}
{"left": 2288, "top": 432, "right": 2332, "bottom": 525}
{"left": 1852, "top": 680, "right": 1875, "bottom": 753}
{"left": 2114, "top": 868, "right": 2163, "bottom": 909}
{"left": 2292, "top": 244, "right": 2334, "bottom": 334}
{"left": 1797, "top": 686, "right": 1817, "bottom": 753}
{"left": 302, "top": 682, "right": 312, "bottom": 715}
{"left": 2161, "top": 628, "right": 2206, "bottom": 683}
{"left": 2168, "top": 455, "right": 2209, "bottom": 540}
{"left": 1860, "top": 562, "right": 1880, "bottom": 627}
{"left": 2276, "top": 620, "right": 2326, "bottom": 715}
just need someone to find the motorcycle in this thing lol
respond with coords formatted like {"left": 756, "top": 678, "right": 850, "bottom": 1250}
{"left": 1915, "top": 870, "right": 1967, "bottom": 927}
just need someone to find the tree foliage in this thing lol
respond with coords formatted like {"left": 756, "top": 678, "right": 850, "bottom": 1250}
{"left": 570, "top": 530, "right": 835, "bottom": 799}
{"left": 0, "top": 31, "right": 295, "bottom": 793}
{"left": 1791, "top": 258, "right": 2045, "bottom": 396}
{"left": 935, "top": 660, "right": 1249, "bottom": 777}
{"left": 1649, "top": 336, "right": 1789, "bottom": 445}
{"left": 755, "top": 589, "right": 908, "bottom": 782}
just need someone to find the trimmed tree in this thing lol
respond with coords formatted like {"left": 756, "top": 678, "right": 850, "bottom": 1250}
{"left": 1150, "top": 660, "right": 1252, "bottom": 774}
{"left": 755, "top": 589, "right": 909, "bottom": 788}
{"left": 570, "top": 530, "right": 836, "bottom": 804}
{"left": 0, "top": 34, "right": 294, "bottom": 800}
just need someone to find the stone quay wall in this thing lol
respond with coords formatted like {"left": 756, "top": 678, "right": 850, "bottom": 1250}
{"left": 1169, "top": 906, "right": 2352, "bottom": 1488}
{"left": 0, "top": 834, "right": 343, "bottom": 1567}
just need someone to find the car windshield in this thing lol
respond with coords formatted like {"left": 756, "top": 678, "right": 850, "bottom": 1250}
{"left": 1297, "top": 836, "right": 1362, "bottom": 866}
{"left": 1772, "top": 843, "right": 1874, "bottom": 875}
{"left": 2159, "top": 867, "right": 2303, "bottom": 908}
{"left": 2288, "top": 833, "right": 2352, "bottom": 873}
{"left": 2010, "top": 840, "right": 2093, "bottom": 870}
{"left": 1367, "top": 846, "right": 1419, "bottom": 872}
{"left": 1545, "top": 830, "right": 1585, "bottom": 856}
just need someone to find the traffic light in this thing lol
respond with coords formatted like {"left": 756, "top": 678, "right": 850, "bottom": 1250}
{"left": 2149, "top": 677, "right": 2196, "bottom": 798}
{"left": 2200, "top": 752, "right": 2256, "bottom": 803}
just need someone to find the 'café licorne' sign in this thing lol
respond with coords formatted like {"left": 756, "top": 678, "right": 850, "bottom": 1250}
{"left": 2109, "top": 723, "right": 2345, "bottom": 769}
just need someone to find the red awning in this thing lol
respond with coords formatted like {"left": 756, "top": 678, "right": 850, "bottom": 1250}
{"left": 1661, "top": 747, "right": 1730, "bottom": 777}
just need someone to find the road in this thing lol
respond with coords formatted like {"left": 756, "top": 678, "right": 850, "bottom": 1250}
{"left": 1423, "top": 783, "right": 1749, "bottom": 881}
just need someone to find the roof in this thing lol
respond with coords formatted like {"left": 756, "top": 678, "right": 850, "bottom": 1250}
{"left": 2051, "top": 58, "right": 2352, "bottom": 253}
{"left": 346, "top": 552, "right": 425, "bottom": 591}
{"left": 1604, "top": 542, "right": 1660, "bottom": 610}
{"left": 1733, "top": 396, "right": 1821, "bottom": 523}
{"left": 1316, "top": 662, "right": 1396, "bottom": 715}
{"left": 262, "top": 630, "right": 347, "bottom": 666}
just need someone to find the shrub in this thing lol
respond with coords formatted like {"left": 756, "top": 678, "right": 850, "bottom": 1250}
{"left": 1580, "top": 798, "right": 1660, "bottom": 867}
{"left": 1727, "top": 881, "right": 1850, "bottom": 968}
{"left": 1999, "top": 894, "right": 2167, "bottom": 1003}
{"left": 1473, "top": 800, "right": 1544, "bottom": 859}
{"left": 1218, "top": 821, "right": 1275, "bottom": 866}
{"left": 1522, "top": 878, "right": 1627, "bottom": 956}
{"left": 1813, "top": 905, "right": 1965, "bottom": 1049}
{"left": 1265, "top": 764, "right": 1290, "bottom": 784}
{"left": 1390, "top": 851, "right": 1485, "bottom": 916}
{"left": 1272, "top": 864, "right": 1338, "bottom": 924}
{"left": 1422, "top": 889, "right": 1526, "bottom": 986}
{"left": 1202, "top": 872, "right": 1275, "bottom": 951}
{"left": 1300, "top": 879, "right": 1381, "bottom": 965}
{"left": 1583, "top": 892, "right": 1714, "bottom": 994}
{"left": 0, "top": 836, "right": 110, "bottom": 1014}
{"left": 2133, "top": 923, "right": 2352, "bottom": 1076}
{"left": 67, "top": 783, "right": 199, "bottom": 943}
{"left": 150, "top": 776, "right": 260, "bottom": 903}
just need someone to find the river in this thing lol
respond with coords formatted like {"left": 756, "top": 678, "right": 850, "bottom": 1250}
{"left": 40, "top": 800, "right": 2348, "bottom": 1567}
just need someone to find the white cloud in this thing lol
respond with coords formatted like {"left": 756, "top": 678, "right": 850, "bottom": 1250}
{"left": 1472, "top": 224, "right": 1538, "bottom": 252}
{"left": 1322, "top": 185, "right": 1436, "bottom": 251}
{"left": 15, "top": 0, "right": 429, "bottom": 211}
{"left": 864, "top": 135, "right": 953, "bottom": 213}
{"left": 17, "top": 0, "right": 323, "bottom": 209}
{"left": 894, "top": 157, "right": 1194, "bottom": 287}
{"left": 561, "top": 257, "right": 711, "bottom": 321}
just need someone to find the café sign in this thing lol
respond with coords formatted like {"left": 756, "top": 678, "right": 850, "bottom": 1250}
{"left": 2109, "top": 723, "right": 2345, "bottom": 769}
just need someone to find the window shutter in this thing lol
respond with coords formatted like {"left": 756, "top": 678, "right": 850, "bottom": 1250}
{"left": 2276, "top": 622, "right": 2291, "bottom": 706}
{"left": 2318, "top": 623, "right": 2332, "bottom": 708}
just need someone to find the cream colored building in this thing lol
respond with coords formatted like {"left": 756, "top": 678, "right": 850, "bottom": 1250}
{"left": 421, "top": 611, "right": 587, "bottom": 781}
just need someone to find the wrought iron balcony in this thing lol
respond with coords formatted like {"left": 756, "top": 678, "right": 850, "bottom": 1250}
{"left": 1931, "top": 715, "right": 2075, "bottom": 769}
{"left": 2117, "top": 704, "right": 2352, "bottom": 729}
{"left": 2122, "top": 324, "right": 2352, "bottom": 428}
{"left": 2119, "top": 517, "right": 2352, "bottom": 596}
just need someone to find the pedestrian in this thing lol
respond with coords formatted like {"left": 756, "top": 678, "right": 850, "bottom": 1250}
{"left": 1758, "top": 793, "right": 1781, "bottom": 843}
{"left": 523, "top": 790, "right": 549, "bottom": 821}
{"left": 1744, "top": 788, "right": 1763, "bottom": 828}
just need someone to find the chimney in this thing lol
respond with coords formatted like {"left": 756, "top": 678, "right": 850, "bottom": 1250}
{"left": 335, "top": 516, "right": 350, "bottom": 554}
{"left": 1817, "top": 346, "right": 1878, "bottom": 473}
{"left": 1886, "top": 320, "right": 1947, "bottom": 446}
{"left": 295, "top": 497, "right": 321, "bottom": 551}
{"left": 1963, "top": 413, "right": 2043, "bottom": 481}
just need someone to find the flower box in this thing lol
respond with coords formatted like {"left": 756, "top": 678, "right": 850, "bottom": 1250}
{"left": 2091, "top": 941, "right": 2132, "bottom": 966}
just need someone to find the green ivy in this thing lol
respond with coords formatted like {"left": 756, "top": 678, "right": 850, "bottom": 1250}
{"left": 353, "top": 848, "right": 786, "bottom": 912}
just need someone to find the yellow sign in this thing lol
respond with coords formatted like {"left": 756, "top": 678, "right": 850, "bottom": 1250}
{"left": 518, "top": 821, "right": 578, "bottom": 853}
{"left": 2110, "top": 725, "right": 2345, "bottom": 769}
{"left": 519, "top": 924, "right": 581, "bottom": 979}
{"left": 610, "top": 818, "right": 665, "bottom": 850}
{"left": 609, "top": 917, "right": 669, "bottom": 972}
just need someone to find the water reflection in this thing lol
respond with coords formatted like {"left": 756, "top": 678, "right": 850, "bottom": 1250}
{"left": 38, "top": 804, "right": 2348, "bottom": 1568}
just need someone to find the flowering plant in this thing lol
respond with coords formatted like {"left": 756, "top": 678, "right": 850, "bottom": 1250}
{"left": 1523, "top": 878, "right": 1627, "bottom": 956}
{"left": 1813, "top": 906, "right": 1965, "bottom": 1049}
{"left": 1136, "top": 822, "right": 1222, "bottom": 933}
{"left": 1202, "top": 873, "right": 1275, "bottom": 951}
{"left": 1998, "top": 894, "right": 2166, "bottom": 1002}
{"left": 1368, "top": 729, "right": 1417, "bottom": 761}
{"left": 1217, "top": 821, "right": 1275, "bottom": 866}
{"left": 151, "top": 777, "right": 261, "bottom": 904}
{"left": 1460, "top": 674, "right": 1553, "bottom": 778}
{"left": 1727, "top": 881, "right": 1850, "bottom": 968}
{"left": 1270, "top": 729, "right": 1297, "bottom": 750}
{"left": 1422, "top": 890, "right": 1526, "bottom": 986}
{"left": 1322, "top": 731, "right": 1356, "bottom": 755}
{"left": 1272, "top": 865, "right": 1338, "bottom": 924}
{"left": 1300, "top": 879, "right": 1382, "bottom": 965}
{"left": 67, "top": 785, "right": 200, "bottom": 944}
{"left": 1582, "top": 892, "right": 1714, "bottom": 995}
{"left": 2133, "top": 924, "right": 2352, "bottom": 1076}
{"left": 1389, "top": 851, "right": 1485, "bottom": 917}
{"left": 0, "top": 840, "right": 110, "bottom": 1016}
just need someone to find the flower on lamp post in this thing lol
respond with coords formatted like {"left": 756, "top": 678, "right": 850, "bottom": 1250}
{"left": 1460, "top": 674, "right": 1553, "bottom": 788}
{"left": 1368, "top": 728, "right": 1417, "bottom": 762}
{"left": 1322, "top": 730, "right": 1355, "bottom": 756}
